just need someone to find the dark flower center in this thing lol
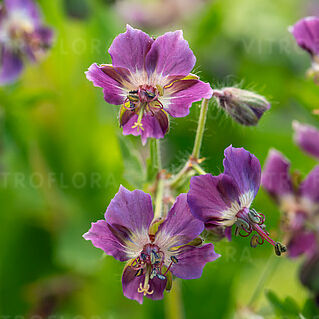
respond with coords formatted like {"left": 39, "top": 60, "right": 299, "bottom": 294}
{"left": 123, "top": 84, "right": 164, "bottom": 132}
{"left": 130, "top": 243, "right": 178, "bottom": 296}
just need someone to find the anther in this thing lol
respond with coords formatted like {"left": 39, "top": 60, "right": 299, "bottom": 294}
{"left": 135, "top": 269, "right": 143, "bottom": 277}
{"left": 274, "top": 242, "right": 287, "bottom": 256}
{"left": 171, "top": 256, "right": 178, "bottom": 263}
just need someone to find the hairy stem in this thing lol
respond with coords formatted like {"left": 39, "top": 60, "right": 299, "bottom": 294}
{"left": 168, "top": 98, "right": 209, "bottom": 189}
{"left": 192, "top": 98, "right": 209, "bottom": 159}
{"left": 153, "top": 139, "right": 164, "bottom": 219}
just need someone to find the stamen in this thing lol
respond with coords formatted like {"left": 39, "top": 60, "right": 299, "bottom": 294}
{"left": 237, "top": 209, "right": 286, "bottom": 256}
{"left": 137, "top": 272, "right": 154, "bottom": 296}
{"left": 132, "top": 104, "right": 145, "bottom": 132}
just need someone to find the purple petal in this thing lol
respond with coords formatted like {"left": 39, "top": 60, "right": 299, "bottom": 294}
{"left": 261, "top": 149, "right": 293, "bottom": 199}
{"left": 108, "top": 25, "right": 153, "bottom": 73}
{"left": 187, "top": 174, "right": 241, "bottom": 226}
{"left": 293, "top": 121, "right": 319, "bottom": 160}
{"left": 105, "top": 186, "right": 154, "bottom": 234}
{"left": 121, "top": 110, "right": 169, "bottom": 145}
{"left": 122, "top": 266, "right": 166, "bottom": 304}
{"left": 290, "top": 16, "right": 319, "bottom": 56}
{"left": 26, "top": 26, "right": 54, "bottom": 62}
{"left": 86, "top": 63, "right": 127, "bottom": 105}
{"left": 145, "top": 30, "right": 196, "bottom": 77}
{"left": 83, "top": 220, "right": 128, "bottom": 261}
{"left": 170, "top": 244, "right": 220, "bottom": 280}
{"left": 288, "top": 231, "right": 316, "bottom": 258}
{"left": 0, "top": 46, "right": 23, "bottom": 85}
{"left": 5, "top": 0, "right": 40, "bottom": 24}
{"left": 156, "top": 194, "right": 204, "bottom": 247}
{"left": 163, "top": 79, "right": 213, "bottom": 117}
{"left": 223, "top": 145, "right": 261, "bottom": 198}
{"left": 300, "top": 165, "right": 319, "bottom": 203}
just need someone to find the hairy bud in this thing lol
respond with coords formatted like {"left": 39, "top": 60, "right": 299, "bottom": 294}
{"left": 213, "top": 87, "right": 271, "bottom": 126}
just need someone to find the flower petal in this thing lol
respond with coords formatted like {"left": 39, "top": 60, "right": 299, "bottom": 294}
{"left": 5, "top": 0, "right": 40, "bottom": 25}
{"left": 162, "top": 79, "right": 213, "bottom": 117}
{"left": 86, "top": 63, "right": 127, "bottom": 105}
{"left": 223, "top": 145, "right": 261, "bottom": 198}
{"left": 145, "top": 30, "right": 196, "bottom": 77}
{"left": 300, "top": 165, "right": 319, "bottom": 204}
{"left": 105, "top": 185, "right": 154, "bottom": 234}
{"left": 83, "top": 220, "right": 128, "bottom": 261}
{"left": 187, "top": 173, "right": 241, "bottom": 227}
{"left": 293, "top": 121, "right": 319, "bottom": 160}
{"left": 290, "top": 16, "right": 319, "bottom": 56}
{"left": 156, "top": 194, "right": 204, "bottom": 248}
{"left": 170, "top": 244, "right": 220, "bottom": 280}
{"left": 0, "top": 46, "right": 23, "bottom": 85}
{"left": 261, "top": 149, "right": 293, "bottom": 199}
{"left": 122, "top": 266, "right": 166, "bottom": 304}
{"left": 288, "top": 231, "right": 316, "bottom": 258}
{"left": 121, "top": 110, "right": 169, "bottom": 145}
{"left": 108, "top": 25, "right": 153, "bottom": 73}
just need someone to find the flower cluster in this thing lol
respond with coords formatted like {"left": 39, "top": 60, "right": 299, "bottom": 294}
{"left": 0, "top": 0, "right": 53, "bottom": 84}
{"left": 83, "top": 25, "right": 283, "bottom": 304}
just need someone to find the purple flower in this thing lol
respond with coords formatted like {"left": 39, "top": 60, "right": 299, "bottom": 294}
{"left": 290, "top": 17, "right": 319, "bottom": 77}
{"left": 83, "top": 186, "right": 219, "bottom": 304}
{"left": 0, "top": 0, "right": 53, "bottom": 85}
{"left": 293, "top": 121, "right": 319, "bottom": 160}
{"left": 290, "top": 16, "right": 319, "bottom": 58}
{"left": 86, "top": 25, "right": 213, "bottom": 145}
{"left": 187, "top": 146, "right": 285, "bottom": 255}
{"left": 262, "top": 149, "right": 319, "bottom": 258}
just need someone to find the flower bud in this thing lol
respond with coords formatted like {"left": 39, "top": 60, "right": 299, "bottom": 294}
{"left": 213, "top": 87, "right": 270, "bottom": 126}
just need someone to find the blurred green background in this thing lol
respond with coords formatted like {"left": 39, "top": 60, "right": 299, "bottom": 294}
{"left": 1, "top": 0, "right": 319, "bottom": 317}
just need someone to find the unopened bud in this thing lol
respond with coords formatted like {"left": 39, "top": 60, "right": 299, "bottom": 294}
{"left": 213, "top": 87, "right": 271, "bottom": 126}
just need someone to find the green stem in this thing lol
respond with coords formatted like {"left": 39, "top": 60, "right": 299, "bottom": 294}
{"left": 192, "top": 98, "right": 209, "bottom": 159}
{"left": 248, "top": 254, "right": 281, "bottom": 308}
{"left": 192, "top": 163, "right": 207, "bottom": 175}
{"left": 165, "top": 280, "right": 184, "bottom": 319}
{"left": 153, "top": 139, "right": 164, "bottom": 219}
{"left": 168, "top": 98, "right": 209, "bottom": 189}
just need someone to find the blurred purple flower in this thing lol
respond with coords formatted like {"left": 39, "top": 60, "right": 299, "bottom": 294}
{"left": 262, "top": 149, "right": 319, "bottom": 258}
{"left": 187, "top": 146, "right": 285, "bottom": 255}
{"left": 290, "top": 17, "right": 319, "bottom": 80}
{"left": 293, "top": 121, "right": 319, "bottom": 160}
{"left": 86, "top": 25, "right": 212, "bottom": 145}
{"left": 0, "top": 0, "right": 53, "bottom": 85}
{"left": 115, "top": 0, "right": 208, "bottom": 30}
{"left": 83, "top": 186, "right": 219, "bottom": 304}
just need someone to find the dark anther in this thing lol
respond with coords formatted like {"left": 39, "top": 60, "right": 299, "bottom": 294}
{"left": 157, "top": 273, "right": 166, "bottom": 280}
{"left": 135, "top": 269, "right": 143, "bottom": 277}
{"left": 140, "top": 253, "right": 147, "bottom": 261}
{"left": 129, "top": 90, "right": 138, "bottom": 94}
{"left": 146, "top": 91, "right": 156, "bottom": 99}
{"left": 171, "top": 256, "right": 178, "bottom": 264}
{"left": 274, "top": 242, "right": 287, "bottom": 256}
{"left": 250, "top": 234, "right": 264, "bottom": 248}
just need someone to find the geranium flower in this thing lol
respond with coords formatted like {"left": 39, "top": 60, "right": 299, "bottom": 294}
{"left": 262, "top": 149, "right": 319, "bottom": 258}
{"left": 187, "top": 146, "right": 286, "bottom": 255}
{"left": 83, "top": 186, "right": 219, "bottom": 304}
{"left": 0, "top": 0, "right": 53, "bottom": 84}
{"left": 86, "top": 25, "right": 212, "bottom": 144}
{"left": 293, "top": 121, "right": 319, "bottom": 160}
{"left": 290, "top": 17, "right": 319, "bottom": 80}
